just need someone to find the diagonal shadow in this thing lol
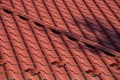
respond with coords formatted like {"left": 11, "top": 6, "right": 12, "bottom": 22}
{"left": 70, "top": 16, "right": 120, "bottom": 54}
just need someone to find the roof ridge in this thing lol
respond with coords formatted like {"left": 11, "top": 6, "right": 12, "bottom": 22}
{"left": 1, "top": 4, "right": 120, "bottom": 58}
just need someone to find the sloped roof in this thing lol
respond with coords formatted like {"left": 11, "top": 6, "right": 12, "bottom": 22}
{"left": 0, "top": 0, "right": 120, "bottom": 80}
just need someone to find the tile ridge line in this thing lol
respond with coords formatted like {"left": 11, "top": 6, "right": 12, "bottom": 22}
{"left": 0, "top": 4, "right": 120, "bottom": 57}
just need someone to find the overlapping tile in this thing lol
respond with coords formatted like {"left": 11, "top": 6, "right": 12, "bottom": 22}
{"left": 0, "top": 0, "right": 120, "bottom": 80}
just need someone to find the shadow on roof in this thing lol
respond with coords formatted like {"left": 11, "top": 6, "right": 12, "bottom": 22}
{"left": 71, "top": 16, "right": 120, "bottom": 54}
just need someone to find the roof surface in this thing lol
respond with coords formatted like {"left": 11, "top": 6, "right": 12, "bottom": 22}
{"left": 0, "top": 0, "right": 120, "bottom": 80}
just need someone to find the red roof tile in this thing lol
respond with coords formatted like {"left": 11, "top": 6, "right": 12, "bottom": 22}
{"left": 0, "top": 0, "right": 120, "bottom": 80}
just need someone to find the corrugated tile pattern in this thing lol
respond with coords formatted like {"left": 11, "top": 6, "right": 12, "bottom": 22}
{"left": 0, "top": 0, "right": 120, "bottom": 80}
